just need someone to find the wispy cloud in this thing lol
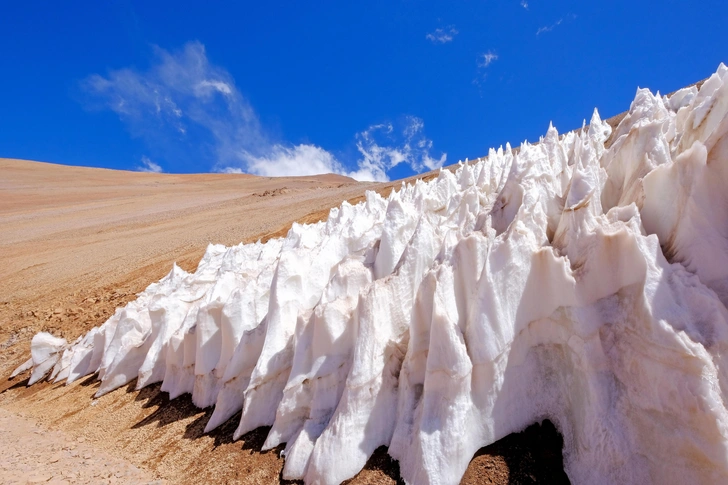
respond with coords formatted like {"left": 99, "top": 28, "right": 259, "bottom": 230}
{"left": 473, "top": 50, "right": 499, "bottom": 91}
{"left": 82, "top": 42, "right": 265, "bottom": 169}
{"left": 349, "top": 117, "right": 447, "bottom": 182}
{"left": 82, "top": 41, "right": 445, "bottom": 181}
{"left": 520, "top": 0, "right": 529, "bottom": 9}
{"left": 426, "top": 26, "right": 458, "bottom": 44}
{"left": 536, "top": 18, "right": 563, "bottom": 35}
{"left": 478, "top": 51, "right": 499, "bottom": 68}
{"left": 136, "top": 156, "right": 163, "bottom": 173}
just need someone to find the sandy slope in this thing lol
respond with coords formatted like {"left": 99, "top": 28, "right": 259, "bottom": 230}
{"left": 0, "top": 157, "right": 567, "bottom": 484}
{"left": 0, "top": 158, "right": 374, "bottom": 361}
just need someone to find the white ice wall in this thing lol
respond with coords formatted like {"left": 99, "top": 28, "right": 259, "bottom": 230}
{"left": 16, "top": 65, "right": 728, "bottom": 485}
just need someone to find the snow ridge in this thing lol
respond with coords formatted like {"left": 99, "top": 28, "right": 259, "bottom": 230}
{"left": 17, "top": 64, "right": 728, "bottom": 484}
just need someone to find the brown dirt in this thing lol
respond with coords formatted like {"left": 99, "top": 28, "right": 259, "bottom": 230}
{"left": 0, "top": 407, "right": 160, "bottom": 485}
{"left": 0, "top": 156, "right": 568, "bottom": 484}
{"left": 0, "top": 157, "right": 377, "bottom": 365}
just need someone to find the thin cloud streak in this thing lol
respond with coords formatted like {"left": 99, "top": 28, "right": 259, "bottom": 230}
{"left": 537, "top": 18, "right": 563, "bottom": 35}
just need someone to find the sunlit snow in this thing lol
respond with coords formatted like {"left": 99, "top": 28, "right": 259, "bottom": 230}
{"left": 16, "top": 64, "right": 728, "bottom": 484}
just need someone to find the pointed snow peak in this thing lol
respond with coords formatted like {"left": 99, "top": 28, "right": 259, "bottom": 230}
{"left": 590, "top": 108, "right": 602, "bottom": 126}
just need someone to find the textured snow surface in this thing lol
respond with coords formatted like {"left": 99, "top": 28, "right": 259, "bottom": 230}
{"left": 17, "top": 65, "right": 728, "bottom": 484}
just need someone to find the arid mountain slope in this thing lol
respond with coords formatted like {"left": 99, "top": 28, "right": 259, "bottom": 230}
{"left": 0, "top": 158, "right": 371, "bottom": 361}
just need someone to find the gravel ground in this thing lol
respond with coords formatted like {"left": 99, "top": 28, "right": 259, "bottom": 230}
{"left": 0, "top": 407, "right": 161, "bottom": 485}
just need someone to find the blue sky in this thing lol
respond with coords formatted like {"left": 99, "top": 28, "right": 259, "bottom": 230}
{"left": 1, "top": 1, "right": 726, "bottom": 181}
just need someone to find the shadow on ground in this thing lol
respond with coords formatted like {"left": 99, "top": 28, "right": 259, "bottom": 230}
{"left": 128, "top": 381, "right": 568, "bottom": 484}
{"left": 462, "top": 420, "right": 570, "bottom": 485}
{"left": 5, "top": 371, "right": 569, "bottom": 485}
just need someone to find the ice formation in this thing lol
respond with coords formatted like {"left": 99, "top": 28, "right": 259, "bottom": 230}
{"left": 15, "top": 65, "right": 728, "bottom": 484}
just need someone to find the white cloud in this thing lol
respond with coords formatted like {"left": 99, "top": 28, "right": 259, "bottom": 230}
{"left": 404, "top": 117, "right": 424, "bottom": 137}
{"left": 220, "top": 117, "right": 446, "bottom": 182}
{"left": 537, "top": 18, "right": 563, "bottom": 35}
{"left": 479, "top": 51, "right": 499, "bottom": 68}
{"left": 220, "top": 167, "right": 244, "bottom": 174}
{"left": 521, "top": 0, "right": 529, "bottom": 9}
{"left": 426, "top": 26, "right": 458, "bottom": 44}
{"left": 84, "top": 41, "right": 445, "bottom": 181}
{"left": 350, "top": 117, "right": 447, "bottom": 182}
{"left": 243, "top": 144, "right": 346, "bottom": 178}
{"left": 196, "top": 80, "right": 233, "bottom": 96}
{"left": 137, "top": 156, "right": 163, "bottom": 173}
{"left": 83, "top": 41, "right": 264, "bottom": 169}
{"left": 473, "top": 50, "right": 499, "bottom": 90}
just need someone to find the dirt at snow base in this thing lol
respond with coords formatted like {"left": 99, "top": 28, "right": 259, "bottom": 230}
{"left": 1, "top": 371, "right": 568, "bottom": 485}
{"left": 0, "top": 407, "right": 161, "bottom": 485}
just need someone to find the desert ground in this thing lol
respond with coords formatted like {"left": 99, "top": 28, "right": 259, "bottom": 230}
{"left": 0, "top": 156, "right": 573, "bottom": 484}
